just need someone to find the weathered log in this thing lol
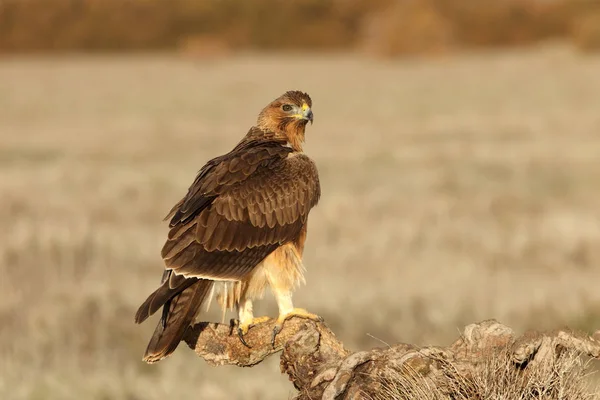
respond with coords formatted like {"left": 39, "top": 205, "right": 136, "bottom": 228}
{"left": 183, "top": 318, "right": 600, "bottom": 399}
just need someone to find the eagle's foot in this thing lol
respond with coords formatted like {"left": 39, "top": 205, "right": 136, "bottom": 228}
{"left": 237, "top": 316, "right": 271, "bottom": 348}
{"left": 271, "top": 308, "right": 323, "bottom": 347}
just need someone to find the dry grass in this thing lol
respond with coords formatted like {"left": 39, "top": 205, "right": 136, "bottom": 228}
{"left": 1, "top": 46, "right": 600, "bottom": 399}
{"left": 374, "top": 347, "right": 597, "bottom": 399}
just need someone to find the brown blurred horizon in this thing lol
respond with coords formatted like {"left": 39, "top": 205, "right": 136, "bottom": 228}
{"left": 1, "top": 0, "right": 600, "bottom": 56}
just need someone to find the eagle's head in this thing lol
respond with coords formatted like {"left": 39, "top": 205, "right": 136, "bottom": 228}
{"left": 257, "top": 90, "right": 313, "bottom": 151}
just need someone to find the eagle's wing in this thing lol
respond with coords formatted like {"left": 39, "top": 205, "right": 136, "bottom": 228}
{"left": 161, "top": 141, "right": 320, "bottom": 280}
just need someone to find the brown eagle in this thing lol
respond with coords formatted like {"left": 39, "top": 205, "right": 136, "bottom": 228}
{"left": 135, "top": 90, "right": 321, "bottom": 363}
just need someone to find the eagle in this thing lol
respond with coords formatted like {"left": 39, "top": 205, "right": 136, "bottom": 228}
{"left": 135, "top": 90, "right": 321, "bottom": 363}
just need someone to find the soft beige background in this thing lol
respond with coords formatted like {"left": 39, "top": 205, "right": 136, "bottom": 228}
{"left": 1, "top": 46, "right": 599, "bottom": 399}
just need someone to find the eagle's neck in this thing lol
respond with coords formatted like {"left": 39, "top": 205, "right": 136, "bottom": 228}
{"left": 285, "top": 124, "right": 305, "bottom": 152}
{"left": 253, "top": 122, "right": 305, "bottom": 152}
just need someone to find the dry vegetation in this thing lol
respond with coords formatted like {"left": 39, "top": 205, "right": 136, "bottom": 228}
{"left": 1, "top": 46, "right": 600, "bottom": 398}
{"left": 375, "top": 346, "right": 596, "bottom": 400}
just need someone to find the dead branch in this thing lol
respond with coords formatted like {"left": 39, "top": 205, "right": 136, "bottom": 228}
{"left": 182, "top": 318, "right": 600, "bottom": 399}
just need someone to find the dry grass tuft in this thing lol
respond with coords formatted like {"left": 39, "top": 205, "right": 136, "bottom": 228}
{"left": 375, "top": 348, "right": 598, "bottom": 400}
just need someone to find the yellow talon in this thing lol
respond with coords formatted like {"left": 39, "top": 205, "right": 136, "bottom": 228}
{"left": 272, "top": 308, "right": 323, "bottom": 346}
{"left": 237, "top": 316, "right": 271, "bottom": 347}
{"left": 238, "top": 316, "right": 271, "bottom": 335}
{"left": 277, "top": 308, "right": 322, "bottom": 324}
{"left": 251, "top": 315, "right": 271, "bottom": 325}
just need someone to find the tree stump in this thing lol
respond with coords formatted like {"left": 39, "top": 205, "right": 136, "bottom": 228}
{"left": 182, "top": 318, "right": 600, "bottom": 399}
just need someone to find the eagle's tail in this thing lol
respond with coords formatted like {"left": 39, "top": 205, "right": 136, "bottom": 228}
{"left": 135, "top": 278, "right": 214, "bottom": 364}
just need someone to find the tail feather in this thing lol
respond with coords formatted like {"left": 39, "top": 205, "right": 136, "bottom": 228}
{"left": 134, "top": 274, "right": 197, "bottom": 324}
{"left": 137, "top": 279, "right": 214, "bottom": 364}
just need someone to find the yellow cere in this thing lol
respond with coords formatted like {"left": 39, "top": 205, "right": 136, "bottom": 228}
{"left": 292, "top": 103, "right": 310, "bottom": 119}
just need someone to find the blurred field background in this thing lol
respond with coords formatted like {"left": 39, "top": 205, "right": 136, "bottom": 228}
{"left": 1, "top": 1, "right": 600, "bottom": 399}
{"left": 2, "top": 0, "right": 600, "bottom": 55}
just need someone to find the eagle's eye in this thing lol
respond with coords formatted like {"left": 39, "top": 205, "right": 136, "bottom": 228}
{"left": 282, "top": 104, "right": 293, "bottom": 112}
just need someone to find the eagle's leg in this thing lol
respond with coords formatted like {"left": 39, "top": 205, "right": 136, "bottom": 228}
{"left": 236, "top": 298, "right": 270, "bottom": 348}
{"left": 271, "top": 289, "right": 323, "bottom": 346}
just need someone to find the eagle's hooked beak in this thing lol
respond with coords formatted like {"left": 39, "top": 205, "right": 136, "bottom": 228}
{"left": 301, "top": 103, "right": 313, "bottom": 124}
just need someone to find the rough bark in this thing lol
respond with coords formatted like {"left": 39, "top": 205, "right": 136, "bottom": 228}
{"left": 182, "top": 318, "right": 600, "bottom": 399}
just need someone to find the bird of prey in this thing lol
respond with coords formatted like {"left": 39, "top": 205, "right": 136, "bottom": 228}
{"left": 135, "top": 90, "right": 321, "bottom": 363}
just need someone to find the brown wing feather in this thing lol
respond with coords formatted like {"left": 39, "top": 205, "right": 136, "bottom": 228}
{"left": 168, "top": 134, "right": 292, "bottom": 227}
{"left": 163, "top": 144, "right": 320, "bottom": 281}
